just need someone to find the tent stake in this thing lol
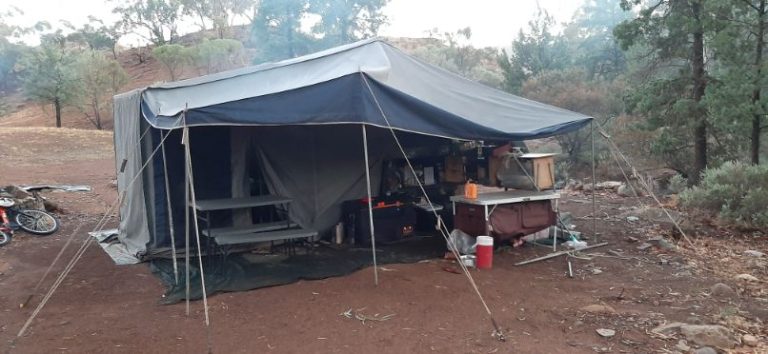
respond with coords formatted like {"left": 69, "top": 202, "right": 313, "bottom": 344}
{"left": 361, "top": 125, "right": 379, "bottom": 286}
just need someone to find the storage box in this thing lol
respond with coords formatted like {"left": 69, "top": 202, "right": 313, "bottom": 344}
{"left": 443, "top": 156, "right": 465, "bottom": 183}
{"left": 522, "top": 153, "right": 556, "bottom": 190}
{"left": 497, "top": 153, "right": 556, "bottom": 190}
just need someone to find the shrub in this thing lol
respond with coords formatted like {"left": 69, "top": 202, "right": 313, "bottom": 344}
{"left": 680, "top": 161, "right": 768, "bottom": 228}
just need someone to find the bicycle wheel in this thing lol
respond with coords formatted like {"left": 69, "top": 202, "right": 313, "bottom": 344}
{"left": 15, "top": 209, "right": 60, "bottom": 235}
{"left": 0, "top": 230, "right": 10, "bottom": 247}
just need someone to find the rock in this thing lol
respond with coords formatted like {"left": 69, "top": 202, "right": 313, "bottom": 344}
{"left": 748, "top": 259, "right": 767, "bottom": 270}
{"left": 626, "top": 216, "right": 640, "bottom": 222}
{"left": 617, "top": 184, "right": 635, "bottom": 197}
{"left": 109, "top": 179, "right": 118, "bottom": 189}
{"left": 743, "top": 250, "right": 765, "bottom": 258}
{"left": 637, "top": 242, "right": 653, "bottom": 250}
{"left": 693, "top": 347, "right": 717, "bottom": 354}
{"left": 675, "top": 340, "right": 690, "bottom": 351}
{"left": 16, "top": 196, "right": 44, "bottom": 210}
{"left": 649, "top": 237, "right": 677, "bottom": 251}
{"left": 734, "top": 273, "right": 759, "bottom": 282}
{"left": 591, "top": 268, "right": 603, "bottom": 275}
{"left": 742, "top": 334, "right": 758, "bottom": 347}
{"left": 710, "top": 283, "right": 736, "bottom": 298}
{"left": 580, "top": 304, "right": 616, "bottom": 314}
{"left": 652, "top": 322, "right": 685, "bottom": 335}
{"left": 596, "top": 328, "right": 616, "bottom": 337}
{"left": 680, "top": 324, "right": 736, "bottom": 348}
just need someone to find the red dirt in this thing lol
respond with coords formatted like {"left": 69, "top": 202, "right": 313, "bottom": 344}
{"left": 0, "top": 129, "right": 766, "bottom": 354}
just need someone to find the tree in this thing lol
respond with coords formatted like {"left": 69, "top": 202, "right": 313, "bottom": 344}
{"left": 411, "top": 28, "right": 504, "bottom": 88}
{"left": 113, "top": 0, "right": 182, "bottom": 45}
{"left": 181, "top": 0, "right": 257, "bottom": 38}
{"left": 309, "top": 0, "right": 388, "bottom": 46}
{"left": 250, "top": 0, "right": 313, "bottom": 62}
{"left": 0, "top": 8, "right": 27, "bottom": 94}
{"left": 191, "top": 38, "right": 245, "bottom": 74}
{"left": 75, "top": 52, "right": 128, "bottom": 129}
{"left": 153, "top": 43, "right": 192, "bottom": 80}
{"left": 499, "top": 9, "right": 571, "bottom": 94}
{"left": 565, "top": 0, "right": 631, "bottom": 80}
{"left": 705, "top": 0, "right": 768, "bottom": 164}
{"left": 66, "top": 17, "right": 123, "bottom": 59}
{"left": 521, "top": 69, "right": 624, "bottom": 172}
{"left": 19, "top": 45, "right": 80, "bottom": 127}
{"left": 614, "top": 0, "right": 711, "bottom": 182}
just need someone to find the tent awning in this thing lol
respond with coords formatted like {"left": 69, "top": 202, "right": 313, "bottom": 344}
{"left": 138, "top": 38, "right": 592, "bottom": 141}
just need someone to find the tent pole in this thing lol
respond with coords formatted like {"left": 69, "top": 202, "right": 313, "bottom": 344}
{"left": 591, "top": 120, "right": 597, "bottom": 242}
{"left": 160, "top": 130, "right": 179, "bottom": 285}
{"left": 183, "top": 128, "right": 191, "bottom": 316}
{"left": 361, "top": 125, "right": 379, "bottom": 286}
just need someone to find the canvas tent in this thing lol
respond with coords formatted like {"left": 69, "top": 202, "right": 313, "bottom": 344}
{"left": 113, "top": 38, "right": 592, "bottom": 260}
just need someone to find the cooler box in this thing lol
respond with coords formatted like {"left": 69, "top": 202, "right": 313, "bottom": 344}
{"left": 348, "top": 202, "right": 417, "bottom": 246}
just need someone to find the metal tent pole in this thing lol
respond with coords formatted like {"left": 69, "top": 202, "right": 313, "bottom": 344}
{"left": 183, "top": 128, "right": 191, "bottom": 316}
{"left": 160, "top": 130, "right": 179, "bottom": 285}
{"left": 361, "top": 125, "right": 379, "bottom": 286}
{"left": 591, "top": 120, "right": 597, "bottom": 242}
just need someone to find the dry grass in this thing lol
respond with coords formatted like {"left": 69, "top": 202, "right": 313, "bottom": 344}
{"left": 0, "top": 127, "right": 114, "bottom": 166}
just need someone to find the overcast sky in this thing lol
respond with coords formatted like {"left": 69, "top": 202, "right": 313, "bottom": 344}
{"left": 1, "top": 0, "right": 584, "bottom": 49}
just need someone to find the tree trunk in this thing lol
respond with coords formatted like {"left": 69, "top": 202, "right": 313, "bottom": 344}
{"left": 691, "top": 1, "right": 707, "bottom": 183}
{"left": 93, "top": 97, "right": 102, "bottom": 130}
{"left": 54, "top": 98, "right": 62, "bottom": 128}
{"left": 751, "top": 0, "right": 766, "bottom": 165}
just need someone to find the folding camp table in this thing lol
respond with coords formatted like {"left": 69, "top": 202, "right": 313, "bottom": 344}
{"left": 450, "top": 190, "right": 561, "bottom": 249}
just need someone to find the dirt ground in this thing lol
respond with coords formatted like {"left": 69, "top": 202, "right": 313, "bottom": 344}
{"left": 0, "top": 128, "right": 766, "bottom": 354}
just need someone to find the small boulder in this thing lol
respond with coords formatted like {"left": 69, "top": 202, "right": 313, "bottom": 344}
{"left": 743, "top": 250, "right": 765, "bottom": 258}
{"left": 680, "top": 324, "right": 737, "bottom": 348}
{"left": 710, "top": 283, "right": 736, "bottom": 298}
{"left": 596, "top": 328, "right": 615, "bottom": 338}
{"left": 580, "top": 304, "right": 616, "bottom": 314}
{"left": 742, "top": 334, "right": 758, "bottom": 347}
{"left": 617, "top": 184, "right": 635, "bottom": 197}
{"left": 693, "top": 347, "right": 717, "bottom": 354}
{"left": 675, "top": 340, "right": 690, "bottom": 352}
{"left": 734, "top": 273, "right": 759, "bottom": 282}
{"left": 648, "top": 237, "right": 677, "bottom": 251}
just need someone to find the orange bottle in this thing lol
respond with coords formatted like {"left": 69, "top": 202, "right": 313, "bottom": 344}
{"left": 465, "top": 180, "right": 478, "bottom": 199}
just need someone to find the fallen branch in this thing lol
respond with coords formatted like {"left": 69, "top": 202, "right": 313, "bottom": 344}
{"left": 340, "top": 308, "right": 395, "bottom": 324}
{"left": 515, "top": 242, "right": 609, "bottom": 266}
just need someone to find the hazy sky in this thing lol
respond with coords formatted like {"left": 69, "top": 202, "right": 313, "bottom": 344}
{"left": 1, "top": 0, "right": 584, "bottom": 48}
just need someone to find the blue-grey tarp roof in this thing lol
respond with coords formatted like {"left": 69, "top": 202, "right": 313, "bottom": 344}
{"left": 140, "top": 38, "right": 592, "bottom": 141}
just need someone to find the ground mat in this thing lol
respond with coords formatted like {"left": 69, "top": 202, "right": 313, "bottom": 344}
{"left": 150, "top": 236, "right": 444, "bottom": 304}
